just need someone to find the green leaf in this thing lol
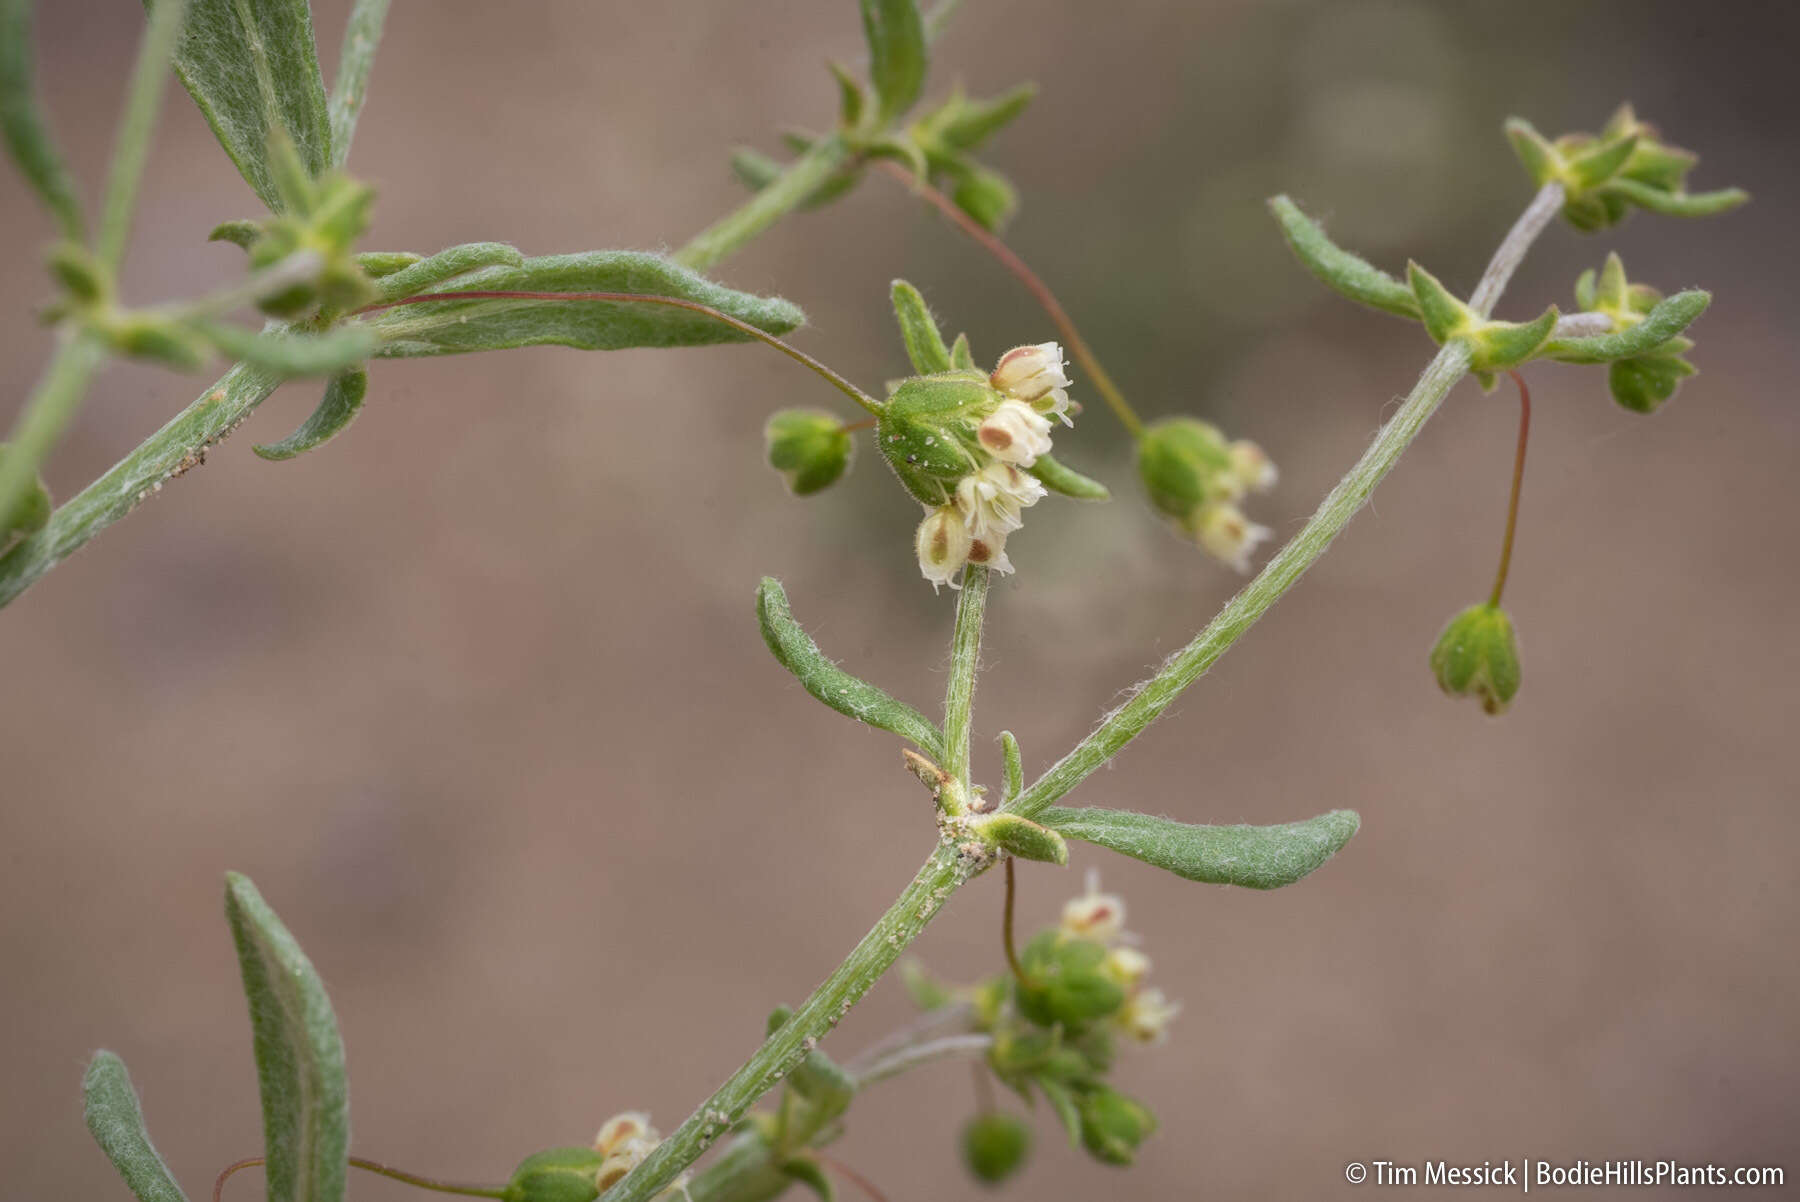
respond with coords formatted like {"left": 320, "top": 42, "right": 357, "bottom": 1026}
{"left": 326, "top": 0, "right": 391, "bottom": 166}
{"left": 949, "top": 332, "right": 974, "bottom": 371}
{"left": 756, "top": 577, "right": 945, "bottom": 760}
{"left": 1267, "top": 196, "right": 1420, "bottom": 320}
{"left": 82, "top": 1051, "right": 190, "bottom": 1202}
{"left": 209, "top": 218, "right": 263, "bottom": 249}
{"left": 890, "top": 279, "right": 953, "bottom": 373}
{"left": 999, "top": 730, "right": 1023, "bottom": 803}
{"left": 1035, "top": 1078, "right": 1082, "bottom": 1150}
{"left": 975, "top": 813, "right": 1069, "bottom": 866}
{"left": 1037, "top": 806, "right": 1361, "bottom": 890}
{"left": 860, "top": 0, "right": 927, "bottom": 124}
{"left": 928, "top": 83, "right": 1037, "bottom": 152}
{"left": 0, "top": 442, "right": 52, "bottom": 542}
{"left": 1565, "top": 133, "right": 1637, "bottom": 191}
{"left": 1609, "top": 353, "right": 1695, "bottom": 414}
{"left": 1604, "top": 177, "right": 1749, "bottom": 219}
{"left": 224, "top": 873, "right": 349, "bottom": 1202}
{"left": 254, "top": 366, "right": 366, "bottom": 460}
{"left": 371, "top": 241, "right": 524, "bottom": 303}
{"left": 827, "top": 60, "right": 865, "bottom": 129}
{"left": 1503, "top": 117, "right": 1557, "bottom": 188}
{"left": 0, "top": 0, "right": 87, "bottom": 239}
{"left": 193, "top": 319, "right": 377, "bottom": 377}
{"left": 730, "top": 146, "right": 783, "bottom": 192}
{"left": 366, "top": 252, "right": 804, "bottom": 357}
{"left": 354, "top": 250, "right": 420, "bottom": 278}
{"left": 1405, "top": 261, "right": 1471, "bottom": 345}
{"left": 764, "top": 409, "right": 852, "bottom": 496}
{"left": 949, "top": 161, "right": 1017, "bottom": 232}
{"left": 1543, "top": 290, "right": 1710, "bottom": 364}
{"left": 1466, "top": 305, "right": 1557, "bottom": 373}
{"left": 153, "top": 0, "right": 333, "bottom": 211}
{"left": 779, "top": 1158, "right": 833, "bottom": 1202}
{"left": 1026, "top": 453, "right": 1109, "bottom": 501}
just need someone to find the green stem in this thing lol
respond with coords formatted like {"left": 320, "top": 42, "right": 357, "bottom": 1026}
{"left": 941, "top": 564, "right": 990, "bottom": 785}
{"left": 347, "top": 1159, "right": 507, "bottom": 1200}
{"left": 600, "top": 844, "right": 976, "bottom": 1202}
{"left": 327, "top": 0, "right": 392, "bottom": 165}
{"left": 1007, "top": 182, "right": 1565, "bottom": 822}
{"left": 98, "top": 0, "right": 189, "bottom": 273}
{"left": 672, "top": 136, "right": 852, "bottom": 273}
{"left": 1488, "top": 370, "right": 1530, "bottom": 608}
{"left": 0, "top": 332, "right": 105, "bottom": 535}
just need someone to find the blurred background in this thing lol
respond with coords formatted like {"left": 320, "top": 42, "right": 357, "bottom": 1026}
{"left": 4, "top": 2, "right": 1797, "bottom": 1198}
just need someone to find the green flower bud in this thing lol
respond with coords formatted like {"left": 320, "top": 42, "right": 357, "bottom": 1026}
{"left": 876, "top": 373, "right": 993, "bottom": 506}
{"left": 108, "top": 315, "right": 211, "bottom": 370}
{"left": 1014, "top": 931, "right": 1127, "bottom": 1031}
{"left": 1, "top": 443, "right": 53, "bottom": 545}
{"left": 962, "top": 1112, "right": 1032, "bottom": 1185}
{"left": 1429, "top": 603, "right": 1521, "bottom": 716}
{"left": 46, "top": 242, "right": 105, "bottom": 304}
{"left": 502, "top": 1148, "right": 604, "bottom": 1202}
{"left": 764, "top": 409, "right": 853, "bottom": 495}
{"left": 1136, "top": 417, "right": 1235, "bottom": 524}
{"left": 1077, "top": 1086, "right": 1158, "bottom": 1166}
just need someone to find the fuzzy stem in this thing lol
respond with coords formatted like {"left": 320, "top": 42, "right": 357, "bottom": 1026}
{"left": 1001, "top": 855, "right": 1026, "bottom": 985}
{"left": 327, "top": 0, "right": 392, "bottom": 166}
{"left": 878, "top": 160, "right": 1145, "bottom": 437}
{"left": 673, "top": 136, "right": 853, "bottom": 274}
{"left": 1489, "top": 370, "right": 1531, "bottom": 608}
{"left": 1008, "top": 183, "right": 1564, "bottom": 822}
{"left": 0, "top": 332, "right": 105, "bottom": 538}
{"left": 852, "top": 1032, "right": 994, "bottom": 1089}
{"left": 941, "top": 563, "right": 990, "bottom": 784}
{"left": 97, "top": 0, "right": 189, "bottom": 273}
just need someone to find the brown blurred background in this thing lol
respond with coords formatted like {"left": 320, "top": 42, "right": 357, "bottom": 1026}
{"left": 4, "top": 2, "right": 1797, "bottom": 1199}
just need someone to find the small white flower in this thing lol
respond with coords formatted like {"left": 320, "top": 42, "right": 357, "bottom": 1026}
{"left": 955, "top": 461, "right": 1046, "bottom": 543}
{"left": 1227, "top": 439, "right": 1278, "bottom": 493}
{"left": 966, "top": 529, "right": 1015, "bottom": 577}
{"left": 1193, "top": 501, "right": 1272, "bottom": 574}
{"left": 915, "top": 505, "right": 972, "bottom": 591}
{"left": 1103, "top": 945, "right": 1152, "bottom": 989}
{"left": 1117, "top": 986, "right": 1180, "bottom": 1043}
{"left": 977, "top": 399, "right": 1054, "bottom": 466}
{"left": 1061, "top": 870, "right": 1126, "bottom": 942}
{"left": 990, "top": 342, "right": 1070, "bottom": 403}
{"left": 1034, "top": 386, "right": 1075, "bottom": 427}
{"left": 595, "top": 1112, "right": 658, "bottom": 1156}
{"left": 595, "top": 1135, "right": 660, "bottom": 1191}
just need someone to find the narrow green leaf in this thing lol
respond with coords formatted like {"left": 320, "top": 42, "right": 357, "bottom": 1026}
{"left": 1405, "top": 261, "right": 1471, "bottom": 344}
{"left": 1466, "top": 305, "right": 1557, "bottom": 372}
{"left": 371, "top": 242, "right": 524, "bottom": 303}
{"left": 354, "top": 250, "right": 420, "bottom": 278}
{"left": 1503, "top": 117, "right": 1558, "bottom": 187}
{"left": 999, "top": 730, "right": 1023, "bottom": 803}
{"left": 1543, "top": 290, "right": 1710, "bottom": 364}
{"left": 949, "top": 161, "right": 1017, "bottom": 232}
{"left": 1604, "top": 177, "right": 1750, "bottom": 219}
{"left": 890, "top": 279, "right": 952, "bottom": 373}
{"left": 860, "top": 0, "right": 927, "bottom": 124}
{"left": 209, "top": 218, "right": 263, "bottom": 249}
{"left": 827, "top": 60, "right": 865, "bottom": 129}
{"left": 949, "top": 332, "right": 974, "bottom": 370}
{"left": 82, "top": 1051, "right": 190, "bottom": 1202}
{"left": 1267, "top": 196, "right": 1420, "bottom": 320}
{"left": 976, "top": 812, "right": 1069, "bottom": 866}
{"left": 933, "top": 82, "right": 1037, "bottom": 152}
{"left": 1565, "top": 133, "right": 1637, "bottom": 191}
{"left": 1036, "top": 1077, "right": 1082, "bottom": 1150}
{"left": 0, "top": 0, "right": 87, "bottom": 239}
{"left": 1037, "top": 806, "right": 1361, "bottom": 890}
{"left": 756, "top": 576, "right": 945, "bottom": 760}
{"left": 224, "top": 872, "right": 349, "bottom": 1202}
{"left": 779, "top": 1158, "right": 834, "bottom": 1202}
{"left": 326, "top": 0, "right": 390, "bottom": 166}
{"left": 154, "top": 0, "right": 333, "bottom": 210}
{"left": 194, "top": 320, "right": 376, "bottom": 377}
{"left": 367, "top": 252, "right": 805, "bottom": 357}
{"left": 1026, "top": 453, "right": 1109, "bottom": 501}
{"left": 254, "top": 366, "right": 366, "bottom": 460}
{"left": 730, "top": 146, "right": 783, "bottom": 192}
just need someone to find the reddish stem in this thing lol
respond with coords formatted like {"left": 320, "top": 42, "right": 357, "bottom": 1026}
{"left": 1490, "top": 370, "right": 1532, "bottom": 608}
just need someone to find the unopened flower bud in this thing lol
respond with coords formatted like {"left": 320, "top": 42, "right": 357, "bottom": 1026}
{"left": 965, "top": 528, "right": 1015, "bottom": 577}
{"left": 1061, "top": 871, "right": 1126, "bottom": 942}
{"left": 1192, "top": 502, "right": 1272, "bottom": 574}
{"left": 1137, "top": 416, "right": 1237, "bottom": 515}
{"left": 976, "top": 399, "right": 1054, "bottom": 466}
{"left": 1116, "top": 986, "right": 1180, "bottom": 1043}
{"left": 503, "top": 1149, "right": 604, "bottom": 1202}
{"left": 916, "top": 505, "right": 972, "bottom": 590}
{"left": 764, "top": 409, "right": 853, "bottom": 495}
{"left": 1227, "top": 439, "right": 1278, "bottom": 493}
{"left": 1077, "top": 1086, "right": 1158, "bottom": 1166}
{"left": 990, "top": 342, "right": 1069, "bottom": 402}
{"left": 1429, "top": 603, "right": 1521, "bottom": 715}
{"left": 962, "top": 1112, "right": 1032, "bottom": 1185}
{"left": 594, "top": 1112, "right": 657, "bottom": 1157}
{"left": 1102, "top": 946, "right": 1151, "bottom": 989}
{"left": 594, "top": 1136, "right": 659, "bottom": 1192}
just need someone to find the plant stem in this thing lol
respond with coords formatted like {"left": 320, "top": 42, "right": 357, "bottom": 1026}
{"left": 1489, "top": 370, "right": 1531, "bottom": 608}
{"left": 601, "top": 844, "right": 976, "bottom": 1202}
{"left": 1008, "top": 183, "right": 1564, "bottom": 822}
{"left": 0, "top": 332, "right": 105, "bottom": 534}
{"left": 98, "top": 0, "right": 189, "bottom": 273}
{"left": 328, "top": 0, "right": 393, "bottom": 165}
{"left": 1001, "top": 855, "right": 1025, "bottom": 984}
{"left": 878, "top": 161, "right": 1145, "bottom": 438}
{"left": 942, "top": 563, "right": 990, "bottom": 784}
{"left": 673, "top": 136, "right": 853, "bottom": 274}
{"left": 852, "top": 1033, "right": 994, "bottom": 1089}
{"left": 347, "top": 1159, "right": 508, "bottom": 1200}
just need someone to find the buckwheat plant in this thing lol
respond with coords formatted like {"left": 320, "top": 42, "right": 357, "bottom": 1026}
{"left": 5, "top": 2, "right": 1745, "bottom": 1200}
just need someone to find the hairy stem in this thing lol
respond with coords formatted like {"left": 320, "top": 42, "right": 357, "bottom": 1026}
{"left": 0, "top": 333, "right": 104, "bottom": 534}
{"left": 1007, "top": 183, "right": 1564, "bottom": 821}
{"left": 879, "top": 161, "right": 1145, "bottom": 437}
{"left": 673, "top": 136, "right": 852, "bottom": 274}
{"left": 98, "top": 0, "right": 189, "bottom": 272}
{"left": 1489, "top": 370, "right": 1531, "bottom": 607}
{"left": 328, "top": 0, "right": 392, "bottom": 165}
{"left": 853, "top": 1032, "right": 994, "bottom": 1089}
{"left": 942, "top": 564, "right": 990, "bottom": 784}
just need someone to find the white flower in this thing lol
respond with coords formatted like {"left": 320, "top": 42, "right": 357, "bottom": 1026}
{"left": 915, "top": 505, "right": 972, "bottom": 591}
{"left": 1227, "top": 439, "right": 1278, "bottom": 493}
{"left": 955, "top": 461, "right": 1046, "bottom": 542}
{"left": 1061, "top": 870, "right": 1126, "bottom": 942}
{"left": 595, "top": 1135, "right": 660, "bottom": 1191}
{"left": 595, "top": 1112, "right": 658, "bottom": 1156}
{"left": 1117, "top": 987, "right": 1180, "bottom": 1043}
{"left": 991, "top": 342, "right": 1070, "bottom": 402}
{"left": 1034, "top": 386, "right": 1075, "bottom": 427}
{"left": 977, "top": 399, "right": 1054, "bottom": 466}
{"left": 966, "top": 528, "right": 1015, "bottom": 577}
{"left": 1193, "top": 501, "right": 1272, "bottom": 574}
{"left": 1103, "top": 945, "right": 1152, "bottom": 989}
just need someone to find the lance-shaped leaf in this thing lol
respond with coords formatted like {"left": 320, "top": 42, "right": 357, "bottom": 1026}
{"left": 780, "top": 1158, "right": 834, "bottom": 1202}
{"left": 366, "top": 253, "right": 804, "bottom": 356}
{"left": 1603, "top": 177, "right": 1749, "bottom": 219}
{"left": 1026, "top": 453, "right": 1109, "bottom": 501}
{"left": 1037, "top": 806, "right": 1360, "bottom": 890}
{"left": 151, "top": 0, "right": 333, "bottom": 210}
{"left": 355, "top": 250, "right": 419, "bottom": 279}
{"left": 1, "top": 0, "right": 86, "bottom": 239}
{"left": 975, "top": 812, "right": 1069, "bottom": 866}
{"left": 999, "top": 730, "right": 1023, "bottom": 803}
{"left": 326, "top": 0, "right": 391, "bottom": 165}
{"left": 370, "top": 242, "right": 524, "bottom": 303}
{"left": 1405, "top": 261, "right": 1471, "bottom": 344}
{"left": 1542, "top": 290, "right": 1711, "bottom": 364}
{"left": 225, "top": 873, "right": 349, "bottom": 1202}
{"left": 860, "top": 0, "right": 927, "bottom": 124}
{"left": 83, "top": 1051, "right": 189, "bottom": 1202}
{"left": 927, "top": 83, "right": 1036, "bottom": 153}
{"left": 254, "top": 366, "right": 367, "bottom": 460}
{"left": 1268, "top": 196, "right": 1420, "bottom": 320}
{"left": 1465, "top": 305, "right": 1557, "bottom": 374}
{"left": 949, "top": 332, "right": 975, "bottom": 370}
{"left": 193, "top": 319, "right": 377, "bottom": 377}
{"left": 757, "top": 577, "right": 945, "bottom": 760}
{"left": 1564, "top": 133, "right": 1637, "bottom": 191}
{"left": 890, "top": 279, "right": 952, "bottom": 373}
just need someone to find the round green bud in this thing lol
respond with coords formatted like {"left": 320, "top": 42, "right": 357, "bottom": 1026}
{"left": 1076, "top": 1086, "right": 1158, "bottom": 1167}
{"left": 1136, "top": 417, "right": 1235, "bottom": 529}
{"left": 876, "top": 372, "right": 994, "bottom": 506}
{"left": 1429, "top": 603, "right": 1521, "bottom": 716}
{"left": 502, "top": 1147, "right": 604, "bottom": 1202}
{"left": 764, "top": 409, "right": 853, "bottom": 495}
{"left": 962, "top": 1112, "right": 1031, "bottom": 1185}
{"left": 1014, "top": 931, "right": 1127, "bottom": 1032}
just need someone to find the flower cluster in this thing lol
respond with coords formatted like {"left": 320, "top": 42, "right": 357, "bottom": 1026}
{"left": 1061, "top": 873, "right": 1179, "bottom": 1044}
{"left": 912, "top": 342, "right": 1071, "bottom": 589}
{"left": 1136, "top": 416, "right": 1279, "bottom": 572}
{"left": 593, "top": 1112, "right": 663, "bottom": 1191}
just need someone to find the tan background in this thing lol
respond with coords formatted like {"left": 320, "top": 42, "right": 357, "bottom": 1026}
{"left": 4, "top": 2, "right": 1797, "bottom": 1199}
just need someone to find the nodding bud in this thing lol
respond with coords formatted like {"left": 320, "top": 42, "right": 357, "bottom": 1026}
{"left": 1192, "top": 502, "right": 1273, "bottom": 574}
{"left": 915, "top": 505, "right": 972, "bottom": 590}
{"left": 764, "top": 409, "right": 853, "bottom": 495}
{"left": 1116, "top": 986, "right": 1180, "bottom": 1044}
{"left": 1139, "top": 418, "right": 1277, "bottom": 571}
{"left": 990, "top": 342, "right": 1069, "bottom": 402}
{"left": 1429, "top": 603, "right": 1522, "bottom": 715}
{"left": 502, "top": 1149, "right": 604, "bottom": 1202}
{"left": 976, "top": 399, "right": 1054, "bottom": 466}
{"left": 1077, "top": 1087, "right": 1159, "bottom": 1166}
{"left": 962, "top": 1112, "right": 1032, "bottom": 1184}
{"left": 1061, "top": 871, "right": 1126, "bottom": 943}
